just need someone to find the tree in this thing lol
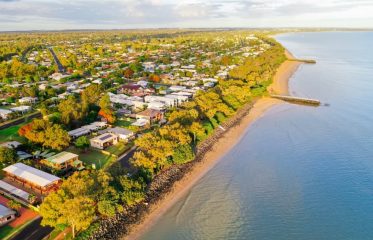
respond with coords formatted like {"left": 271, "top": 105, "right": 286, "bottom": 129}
{"left": 97, "top": 94, "right": 116, "bottom": 124}
{"left": 123, "top": 68, "right": 134, "bottom": 79}
{"left": 40, "top": 191, "right": 95, "bottom": 238}
{"left": 172, "top": 144, "right": 195, "bottom": 164}
{"left": 59, "top": 197, "right": 95, "bottom": 238}
{"left": 75, "top": 136, "right": 90, "bottom": 152}
{"left": 98, "top": 108, "right": 116, "bottom": 124}
{"left": 81, "top": 84, "right": 102, "bottom": 110}
{"left": 58, "top": 95, "right": 83, "bottom": 126}
{"left": 40, "top": 170, "right": 119, "bottom": 237}
{"left": 149, "top": 74, "right": 160, "bottom": 83}
{"left": 0, "top": 147, "right": 17, "bottom": 166}
{"left": 7, "top": 199, "right": 22, "bottom": 216}
{"left": 44, "top": 124, "right": 70, "bottom": 151}
{"left": 19, "top": 119, "right": 70, "bottom": 150}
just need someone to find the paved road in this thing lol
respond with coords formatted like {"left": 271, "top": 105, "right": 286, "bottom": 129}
{"left": 11, "top": 217, "right": 53, "bottom": 240}
{"left": 48, "top": 47, "right": 66, "bottom": 73}
{"left": 117, "top": 146, "right": 137, "bottom": 169}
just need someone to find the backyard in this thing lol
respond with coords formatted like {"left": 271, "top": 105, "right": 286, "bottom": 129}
{"left": 105, "top": 141, "right": 133, "bottom": 157}
{"left": 0, "top": 123, "right": 27, "bottom": 143}
{"left": 67, "top": 147, "right": 114, "bottom": 170}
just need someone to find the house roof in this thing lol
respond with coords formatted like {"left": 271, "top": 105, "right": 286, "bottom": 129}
{"left": 0, "top": 204, "right": 16, "bottom": 218}
{"left": 45, "top": 151, "right": 78, "bottom": 164}
{"left": 107, "top": 127, "right": 133, "bottom": 136}
{"left": 91, "top": 133, "right": 117, "bottom": 143}
{"left": 0, "top": 180, "right": 30, "bottom": 201}
{"left": 3, "top": 163, "right": 61, "bottom": 188}
{"left": 121, "top": 84, "right": 142, "bottom": 91}
{"left": 137, "top": 108, "right": 162, "bottom": 118}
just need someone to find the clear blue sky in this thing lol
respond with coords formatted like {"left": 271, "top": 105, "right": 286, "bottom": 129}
{"left": 1, "top": 0, "right": 372, "bottom": 31}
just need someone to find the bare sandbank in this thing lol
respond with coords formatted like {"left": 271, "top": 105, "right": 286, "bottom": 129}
{"left": 124, "top": 50, "right": 301, "bottom": 240}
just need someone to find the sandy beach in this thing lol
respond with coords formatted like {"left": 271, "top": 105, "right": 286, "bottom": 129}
{"left": 124, "top": 50, "right": 302, "bottom": 240}
{"left": 267, "top": 50, "right": 302, "bottom": 95}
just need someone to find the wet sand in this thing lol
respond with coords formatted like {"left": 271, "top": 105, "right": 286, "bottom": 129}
{"left": 124, "top": 50, "right": 301, "bottom": 240}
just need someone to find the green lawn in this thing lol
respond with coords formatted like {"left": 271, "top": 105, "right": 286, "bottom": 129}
{"left": 0, "top": 219, "right": 34, "bottom": 240}
{"left": 0, "top": 225, "right": 14, "bottom": 239}
{"left": 0, "top": 123, "right": 27, "bottom": 143}
{"left": 114, "top": 119, "right": 133, "bottom": 128}
{"left": 68, "top": 147, "right": 113, "bottom": 170}
{"left": 105, "top": 142, "right": 132, "bottom": 156}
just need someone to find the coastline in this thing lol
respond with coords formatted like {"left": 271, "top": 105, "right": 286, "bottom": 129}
{"left": 123, "top": 49, "right": 303, "bottom": 240}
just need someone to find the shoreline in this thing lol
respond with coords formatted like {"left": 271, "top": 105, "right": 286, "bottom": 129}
{"left": 123, "top": 49, "right": 303, "bottom": 240}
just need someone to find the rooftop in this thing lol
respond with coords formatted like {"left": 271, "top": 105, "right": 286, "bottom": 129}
{"left": 45, "top": 151, "right": 78, "bottom": 164}
{"left": 3, "top": 163, "right": 61, "bottom": 188}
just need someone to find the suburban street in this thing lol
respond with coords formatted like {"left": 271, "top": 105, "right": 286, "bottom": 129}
{"left": 48, "top": 47, "right": 65, "bottom": 73}
{"left": 11, "top": 217, "right": 53, "bottom": 240}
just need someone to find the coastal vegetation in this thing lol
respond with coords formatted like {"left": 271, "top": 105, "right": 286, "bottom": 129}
{"left": 0, "top": 29, "right": 287, "bottom": 239}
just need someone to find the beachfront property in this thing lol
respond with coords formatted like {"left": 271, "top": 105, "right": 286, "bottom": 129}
{"left": 3, "top": 163, "right": 61, "bottom": 194}
{"left": 40, "top": 151, "right": 84, "bottom": 171}
{"left": 0, "top": 204, "right": 16, "bottom": 227}
{"left": 90, "top": 133, "right": 119, "bottom": 149}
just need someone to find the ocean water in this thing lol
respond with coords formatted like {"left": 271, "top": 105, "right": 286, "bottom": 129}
{"left": 140, "top": 32, "right": 373, "bottom": 240}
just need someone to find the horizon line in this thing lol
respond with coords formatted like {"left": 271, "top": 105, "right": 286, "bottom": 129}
{"left": 1, "top": 27, "right": 373, "bottom": 34}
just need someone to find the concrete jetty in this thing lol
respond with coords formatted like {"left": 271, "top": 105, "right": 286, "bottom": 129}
{"left": 270, "top": 94, "right": 321, "bottom": 106}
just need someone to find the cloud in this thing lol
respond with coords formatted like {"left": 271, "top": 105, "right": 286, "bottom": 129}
{"left": 0, "top": 0, "right": 372, "bottom": 30}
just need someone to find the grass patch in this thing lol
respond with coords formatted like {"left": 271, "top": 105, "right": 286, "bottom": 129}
{"left": 67, "top": 147, "right": 112, "bottom": 170}
{"left": 0, "top": 225, "right": 14, "bottom": 239}
{"left": 106, "top": 142, "right": 132, "bottom": 156}
{"left": 114, "top": 119, "right": 133, "bottom": 128}
{"left": 0, "top": 123, "right": 27, "bottom": 143}
{"left": 46, "top": 228, "right": 62, "bottom": 240}
{"left": 0, "top": 219, "right": 34, "bottom": 240}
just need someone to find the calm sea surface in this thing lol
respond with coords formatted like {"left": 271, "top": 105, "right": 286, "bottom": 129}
{"left": 140, "top": 32, "right": 373, "bottom": 240}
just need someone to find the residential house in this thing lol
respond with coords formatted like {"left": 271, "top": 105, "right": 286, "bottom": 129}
{"left": 136, "top": 109, "right": 164, "bottom": 124}
{"left": 18, "top": 97, "right": 38, "bottom": 105}
{"left": 107, "top": 127, "right": 135, "bottom": 141}
{"left": 143, "top": 62, "right": 155, "bottom": 72}
{"left": 119, "top": 84, "right": 145, "bottom": 96}
{"left": 10, "top": 106, "right": 31, "bottom": 114}
{"left": 90, "top": 133, "right": 118, "bottom": 150}
{"left": 3, "top": 163, "right": 62, "bottom": 194}
{"left": 40, "top": 152, "right": 84, "bottom": 171}
{"left": 0, "top": 204, "right": 16, "bottom": 227}
{"left": 0, "top": 141, "right": 22, "bottom": 149}
{"left": 0, "top": 109, "right": 12, "bottom": 119}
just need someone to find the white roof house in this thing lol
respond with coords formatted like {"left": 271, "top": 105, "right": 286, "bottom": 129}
{"left": 169, "top": 85, "right": 187, "bottom": 92}
{"left": 68, "top": 128, "right": 91, "bottom": 138}
{"left": 148, "top": 101, "right": 167, "bottom": 110}
{"left": 0, "top": 109, "right": 12, "bottom": 119}
{"left": 144, "top": 96, "right": 176, "bottom": 107}
{"left": 3, "top": 163, "right": 61, "bottom": 189}
{"left": 90, "top": 133, "right": 118, "bottom": 150}
{"left": 19, "top": 97, "right": 38, "bottom": 104}
{"left": 165, "top": 94, "right": 189, "bottom": 103}
{"left": 0, "top": 180, "right": 30, "bottom": 201}
{"left": 107, "top": 127, "right": 134, "bottom": 141}
{"left": 0, "top": 141, "right": 22, "bottom": 149}
{"left": 0, "top": 204, "right": 16, "bottom": 227}
{"left": 10, "top": 106, "right": 31, "bottom": 113}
